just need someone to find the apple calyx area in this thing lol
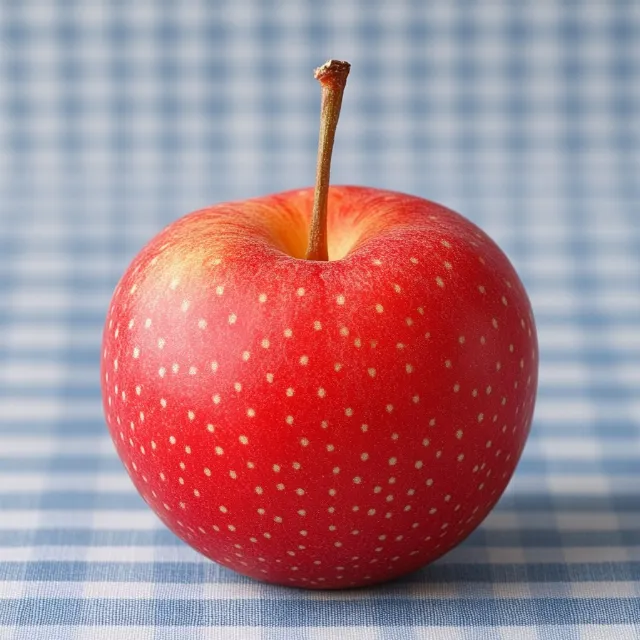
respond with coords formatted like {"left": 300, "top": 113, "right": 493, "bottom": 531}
{"left": 305, "top": 59, "right": 351, "bottom": 262}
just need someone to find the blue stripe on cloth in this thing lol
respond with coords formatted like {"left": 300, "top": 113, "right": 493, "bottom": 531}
{"left": 1, "top": 597, "right": 639, "bottom": 626}
{"left": 0, "top": 562, "right": 638, "bottom": 585}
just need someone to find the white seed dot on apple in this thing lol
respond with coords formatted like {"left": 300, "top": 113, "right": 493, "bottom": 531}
{"left": 284, "top": 328, "right": 293, "bottom": 338}
{"left": 313, "top": 320, "right": 322, "bottom": 330}
{"left": 375, "top": 304, "right": 384, "bottom": 313}
{"left": 214, "top": 446, "right": 223, "bottom": 455}
{"left": 336, "top": 294, "right": 345, "bottom": 305}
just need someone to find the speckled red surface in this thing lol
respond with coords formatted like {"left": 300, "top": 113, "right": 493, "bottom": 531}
{"left": 101, "top": 186, "right": 538, "bottom": 589}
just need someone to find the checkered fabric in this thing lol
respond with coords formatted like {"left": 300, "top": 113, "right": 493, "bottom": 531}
{"left": 1, "top": 1, "right": 639, "bottom": 638}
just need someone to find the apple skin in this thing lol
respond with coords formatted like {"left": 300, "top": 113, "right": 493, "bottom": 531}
{"left": 101, "top": 185, "right": 538, "bottom": 589}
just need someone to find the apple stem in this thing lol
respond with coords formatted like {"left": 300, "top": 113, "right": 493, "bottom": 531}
{"left": 305, "top": 59, "right": 351, "bottom": 261}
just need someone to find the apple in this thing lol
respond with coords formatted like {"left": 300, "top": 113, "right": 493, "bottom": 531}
{"left": 101, "top": 60, "right": 538, "bottom": 589}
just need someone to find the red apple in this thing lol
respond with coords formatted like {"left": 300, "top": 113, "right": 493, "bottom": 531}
{"left": 101, "top": 61, "right": 538, "bottom": 589}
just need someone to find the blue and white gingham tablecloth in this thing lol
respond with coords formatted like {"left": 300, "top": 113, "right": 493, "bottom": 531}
{"left": 0, "top": 2, "right": 639, "bottom": 638}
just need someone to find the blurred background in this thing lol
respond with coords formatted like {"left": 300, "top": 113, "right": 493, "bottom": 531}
{"left": 0, "top": 0, "right": 639, "bottom": 634}
{"left": 1, "top": 0, "right": 638, "bottom": 427}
